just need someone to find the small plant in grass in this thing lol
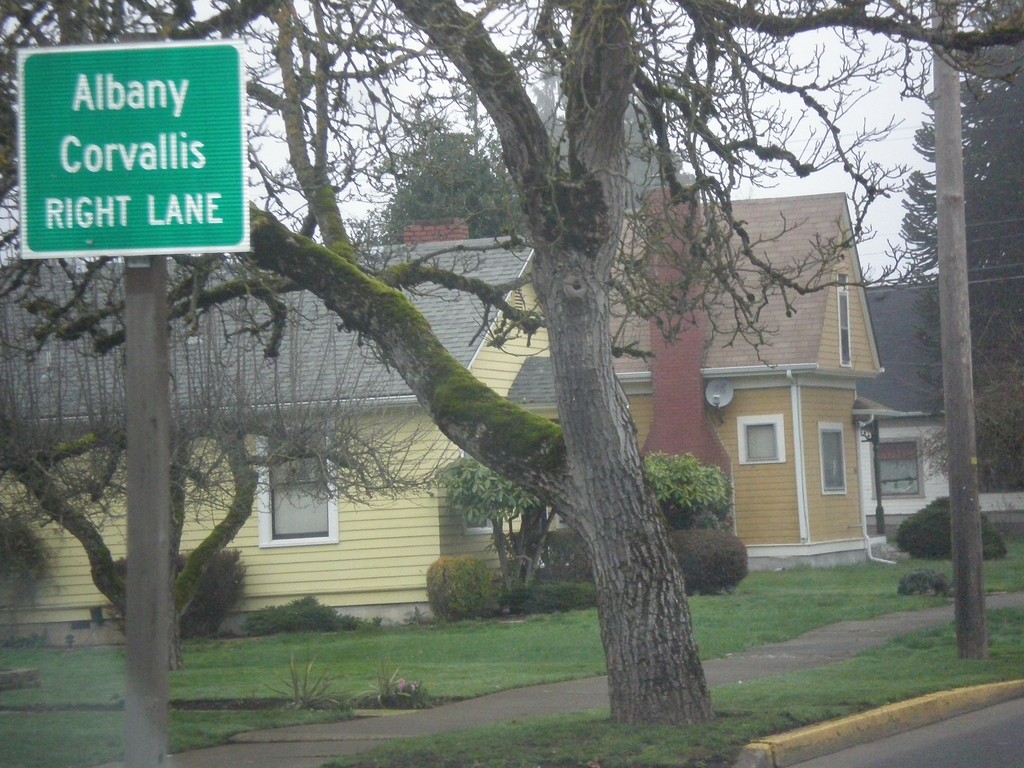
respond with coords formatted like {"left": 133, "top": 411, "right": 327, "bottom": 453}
{"left": 897, "top": 569, "right": 951, "bottom": 597}
{"left": 363, "top": 661, "right": 430, "bottom": 709}
{"left": 267, "top": 654, "right": 348, "bottom": 711}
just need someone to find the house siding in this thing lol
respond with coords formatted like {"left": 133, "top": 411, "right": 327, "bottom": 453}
{"left": 629, "top": 392, "right": 655, "bottom": 449}
{"left": 7, "top": 410, "right": 482, "bottom": 631}
{"left": 6, "top": 516, "right": 127, "bottom": 627}
{"left": 469, "top": 302, "right": 547, "bottom": 399}
{"left": 717, "top": 387, "right": 801, "bottom": 545}
{"left": 798, "top": 386, "right": 863, "bottom": 542}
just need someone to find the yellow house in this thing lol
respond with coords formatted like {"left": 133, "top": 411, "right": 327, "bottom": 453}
{"left": 511, "top": 193, "right": 882, "bottom": 568}
{"left": 4, "top": 194, "right": 879, "bottom": 643}
{"left": 2, "top": 231, "right": 542, "bottom": 642}
{"left": 703, "top": 194, "right": 881, "bottom": 566}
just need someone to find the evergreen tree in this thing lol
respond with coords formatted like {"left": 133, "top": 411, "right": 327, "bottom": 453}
{"left": 900, "top": 120, "right": 937, "bottom": 279}
{"left": 901, "top": 61, "right": 1024, "bottom": 490}
{"left": 366, "top": 123, "right": 518, "bottom": 245}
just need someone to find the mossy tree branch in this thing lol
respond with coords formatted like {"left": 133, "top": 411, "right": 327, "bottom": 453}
{"left": 248, "top": 206, "right": 569, "bottom": 502}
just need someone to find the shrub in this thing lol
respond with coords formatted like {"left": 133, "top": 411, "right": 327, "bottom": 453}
{"left": 438, "top": 457, "right": 553, "bottom": 590}
{"left": 536, "top": 528, "right": 592, "bottom": 583}
{"left": 179, "top": 549, "right": 246, "bottom": 638}
{"left": 0, "top": 513, "right": 48, "bottom": 607}
{"left": 895, "top": 498, "right": 1007, "bottom": 560}
{"left": 668, "top": 528, "right": 748, "bottom": 595}
{"left": 244, "top": 596, "right": 355, "bottom": 636}
{"left": 897, "top": 569, "right": 952, "bottom": 597}
{"left": 645, "top": 453, "right": 732, "bottom": 531}
{"left": 501, "top": 580, "right": 598, "bottom": 615}
{"left": 425, "top": 556, "right": 496, "bottom": 621}
{"left": 112, "top": 549, "right": 246, "bottom": 637}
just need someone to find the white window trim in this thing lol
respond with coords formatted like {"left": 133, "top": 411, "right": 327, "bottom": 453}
{"left": 257, "top": 463, "right": 339, "bottom": 549}
{"left": 819, "top": 422, "right": 847, "bottom": 495}
{"left": 738, "top": 414, "right": 786, "bottom": 465}
{"left": 876, "top": 438, "right": 924, "bottom": 499}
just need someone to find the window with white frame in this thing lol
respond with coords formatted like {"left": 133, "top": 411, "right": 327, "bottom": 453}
{"left": 819, "top": 423, "right": 847, "bottom": 494}
{"left": 258, "top": 456, "right": 338, "bottom": 548}
{"left": 878, "top": 440, "right": 922, "bottom": 496}
{"left": 838, "top": 274, "right": 852, "bottom": 366}
{"left": 738, "top": 415, "right": 786, "bottom": 464}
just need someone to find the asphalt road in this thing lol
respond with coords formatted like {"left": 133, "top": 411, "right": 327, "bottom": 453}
{"left": 791, "top": 697, "right": 1024, "bottom": 768}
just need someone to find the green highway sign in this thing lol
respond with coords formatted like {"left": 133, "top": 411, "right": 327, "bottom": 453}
{"left": 18, "top": 40, "right": 248, "bottom": 258}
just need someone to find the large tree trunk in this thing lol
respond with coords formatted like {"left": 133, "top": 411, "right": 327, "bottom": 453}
{"left": 534, "top": 237, "right": 713, "bottom": 724}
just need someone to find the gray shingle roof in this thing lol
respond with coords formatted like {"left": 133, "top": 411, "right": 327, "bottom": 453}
{"left": 858, "top": 284, "right": 942, "bottom": 414}
{"left": 3, "top": 237, "right": 533, "bottom": 417}
{"left": 260, "top": 237, "right": 533, "bottom": 404}
{"left": 507, "top": 356, "right": 555, "bottom": 405}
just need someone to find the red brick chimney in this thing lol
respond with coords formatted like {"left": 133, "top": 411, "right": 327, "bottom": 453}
{"left": 642, "top": 314, "right": 731, "bottom": 473}
{"left": 638, "top": 191, "right": 731, "bottom": 473}
{"left": 403, "top": 219, "right": 471, "bottom": 246}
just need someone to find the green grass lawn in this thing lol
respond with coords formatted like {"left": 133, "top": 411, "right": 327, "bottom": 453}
{"left": 331, "top": 607, "right": 1024, "bottom": 768}
{"left": 2, "top": 539, "right": 1023, "bottom": 768}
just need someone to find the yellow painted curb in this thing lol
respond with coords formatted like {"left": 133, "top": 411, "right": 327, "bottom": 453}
{"left": 734, "top": 680, "right": 1024, "bottom": 768}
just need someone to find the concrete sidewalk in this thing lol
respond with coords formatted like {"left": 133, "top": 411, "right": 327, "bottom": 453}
{"left": 100, "top": 592, "right": 1024, "bottom": 768}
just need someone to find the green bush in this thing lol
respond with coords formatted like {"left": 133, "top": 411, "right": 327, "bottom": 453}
{"left": 897, "top": 569, "right": 951, "bottom": 597}
{"left": 244, "top": 596, "right": 360, "bottom": 636}
{"left": 0, "top": 513, "right": 48, "bottom": 606}
{"left": 425, "top": 556, "right": 496, "bottom": 622}
{"left": 535, "top": 528, "right": 592, "bottom": 583}
{"left": 668, "top": 528, "right": 748, "bottom": 595}
{"left": 895, "top": 498, "right": 1007, "bottom": 560}
{"left": 113, "top": 550, "right": 246, "bottom": 637}
{"left": 180, "top": 549, "right": 246, "bottom": 638}
{"left": 501, "top": 580, "right": 598, "bottom": 614}
{"left": 645, "top": 452, "right": 732, "bottom": 531}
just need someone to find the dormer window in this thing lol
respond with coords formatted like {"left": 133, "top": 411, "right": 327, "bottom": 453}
{"left": 838, "top": 274, "right": 851, "bottom": 367}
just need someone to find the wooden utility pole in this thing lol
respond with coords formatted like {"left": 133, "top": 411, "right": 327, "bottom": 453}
{"left": 124, "top": 256, "right": 171, "bottom": 765}
{"left": 933, "top": 0, "right": 987, "bottom": 659}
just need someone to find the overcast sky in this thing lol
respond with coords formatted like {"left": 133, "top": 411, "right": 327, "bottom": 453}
{"left": 749, "top": 109, "right": 928, "bottom": 278}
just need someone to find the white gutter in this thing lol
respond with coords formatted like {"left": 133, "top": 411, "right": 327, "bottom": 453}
{"left": 787, "top": 368, "right": 811, "bottom": 543}
{"left": 617, "top": 370, "right": 653, "bottom": 383}
{"left": 702, "top": 363, "right": 820, "bottom": 378}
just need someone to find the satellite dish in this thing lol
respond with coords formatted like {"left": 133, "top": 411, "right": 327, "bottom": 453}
{"left": 705, "top": 379, "right": 734, "bottom": 408}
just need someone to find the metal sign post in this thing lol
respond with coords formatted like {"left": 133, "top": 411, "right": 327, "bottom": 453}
{"left": 18, "top": 40, "right": 247, "bottom": 766}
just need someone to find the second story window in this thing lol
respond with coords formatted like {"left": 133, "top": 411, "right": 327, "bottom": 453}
{"left": 838, "top": 274, "right": 851, "bottom": 366}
